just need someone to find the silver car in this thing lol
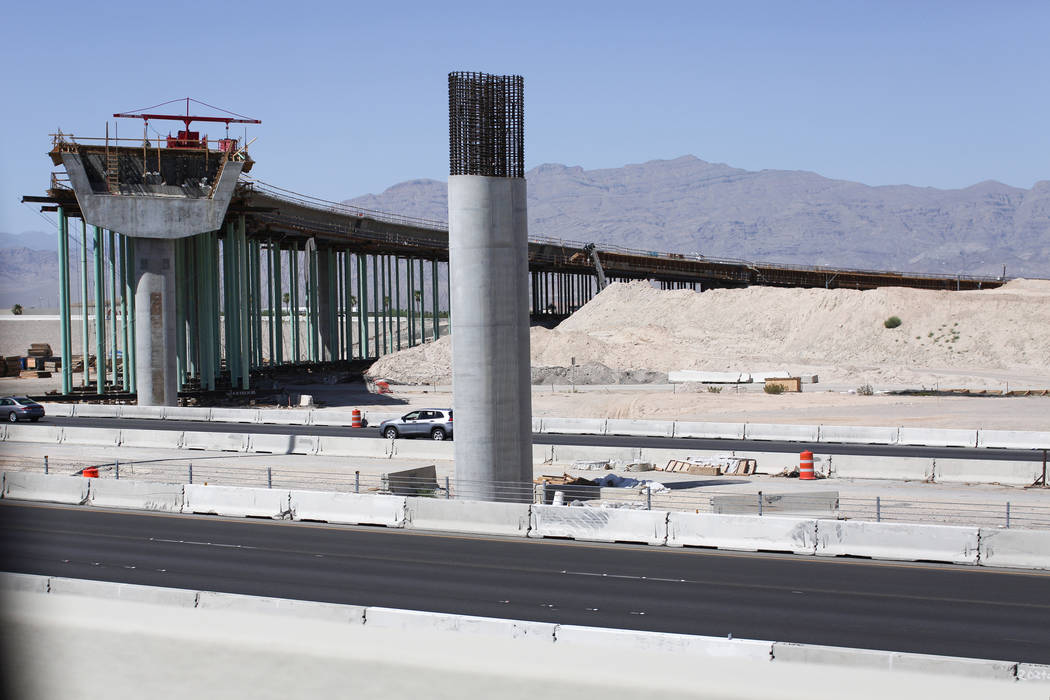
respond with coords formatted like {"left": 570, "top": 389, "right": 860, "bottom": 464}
{"left": 379, "top": 409, "right": 453, "bottom": 441}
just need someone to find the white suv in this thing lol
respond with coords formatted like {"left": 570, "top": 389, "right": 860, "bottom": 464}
{"left": 378, "top": 409, "right": 454, "bottom": 441}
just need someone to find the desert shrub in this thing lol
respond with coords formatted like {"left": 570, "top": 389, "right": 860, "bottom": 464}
{"left": 706, "top": 385, "right": 722, "bottom": 393}
{"left": 884, "top": 316, "right": 902, "bottom": 328}
{"left": 763, "top": 383, "right": 784, "bottom": 395}
{"left": 856, "top": 384, "right": 874, "bottom": 396}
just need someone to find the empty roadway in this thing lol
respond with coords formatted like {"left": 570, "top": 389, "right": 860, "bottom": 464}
{"left": 2, "top": 501, "right": 1048, "bottom": 663}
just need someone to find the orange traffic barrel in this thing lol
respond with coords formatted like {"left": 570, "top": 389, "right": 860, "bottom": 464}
{"left": 351, "top": 409, "right": 362, "bottom": 428}
{"left": 799, "top": 451, "right": 815, "bottom": 480}
{"left": 82, "top": 467, "right": 99, "bottom": 478}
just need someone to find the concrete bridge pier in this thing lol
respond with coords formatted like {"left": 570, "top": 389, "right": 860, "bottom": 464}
{"left": 132, "top": 237, "right": 179, "bottom": 406}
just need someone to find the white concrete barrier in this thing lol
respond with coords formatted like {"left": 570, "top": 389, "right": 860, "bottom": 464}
{"left": 672, "top": 421, "right": 746, "bottom": 440}
{"left": 667, "top": 512, "right": 818, "bottom": 554}
{"left": 976, "top": 430, "right": 1050, "bottom": 450}
{"left": 529, "top": 505, "right": 667, "bottom": 545}
{"left": 163, "top": 406, "right": 213, "bottom": 422}
{"left": 289, "top": 434, "right": 320, "bottom": 455}
{"left": 532, "top": 444, "right": 554, "bottom": 463}
{"left": 771, "top": 642, "right": 1018, "bottom": 679}
{"left": 897, "top": 427, "right": 977, "bottom": 448}
{"left": 2, "top": 471, "right": 90, "bottom": 505}
{"left": 197, "top": 590, "right": 365, "bottom": 622}
{"left": 88, "top": 478, "right": 184, "bottom": 512}
{"left": 183, "top": 484, "right": 290, "bottom": 519}
{"left": 732, "top": 450, "right": 807, "bottom": 475}
{"left": 816, "top": 520, "right": 979, "bottom": 564}
{"left": 290, "top": 489, "right": 405, "bottom": 526}
{"left": 750, "top": 371, "right": 791, "bottom": 382}
{"left": 41, "top": 403, "right": 74, "bottom": 417}
{"left": 390, "top": 440, "right": 455, "bottom": 460}
{"left": 531, "top": 416, "right": 543, "bottom": 434}
{"left": 5, "top": 424, "right": 63, "bottom": 444}
{"left": 406, "top": 498, "right": 531, "bottom": 537}
{"left": 548, "top": 444, "right": 640, "bottom": 464}
{"left": 933, "top": 458, "right": 1041, "bottom": 486}
{"left": 119, "top": 405, "right": 166, "bottom": 420}
{"left": 257, "top": 409, "right": 313, "bottom": 426}
{"left": 366, "top": 607, "right": 555, "bottom": 642}
{"left": 1017, "top": 664, "right": 1050, "bottom": 682}
{"left": 182, "top": 430, "right": 248, "bottom": 452}
{"left": 0, "top": 424, "right": 6, "bottom": 441}
{"left": 827, "top": 454, "right": 933, "bottom": 481}
{"left": 246, "top": 433, "right": 296, "bottom": 454}
{"left": 605, "top": 419, "right": 674, "bottom": 438}
{"left": 70, "top": 403, "right": 120, "bottom": 418}
{"left": 49, "top": 577, "right": 199, "bottom": 607}
{"left": 745, "top": 423, "right": 820, "bottom": 442}
{"left": 0, "top": 572, "right": 50, "bottom": 593}
{"left": 60, "top": 425, "right": 121, "bottom": 447}
{"left": 316, "top": 435, "right": 386, "bottom": 458}
{"left": 978, "top": 528, "right": 1050, "bottom": 570}
{"left": 669, "top": 370, "right": 746, "bottom": 383}
{"left": 209, "top": 408, "right": 260, "bottom": 424}
{"left": 118, "top": 428, "right": 184, "bottom": 450}
{"left": 309, "top": 410, "right": 361, "bottom": 427}
{"left": 818, "top": 425, "right": 900, "bottom": 445}
{"left": 557, "top": 625, "right": 773, "bottom": 660}
{"left": 540, "top": 417, "right": 608, "bottom": 435}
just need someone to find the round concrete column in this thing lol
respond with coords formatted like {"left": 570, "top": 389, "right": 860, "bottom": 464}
{"left": 133, "top": 237, "right": 178, "bottom": 406}
{"left": 448, "top": 175, "right": 533, "bottom": 502}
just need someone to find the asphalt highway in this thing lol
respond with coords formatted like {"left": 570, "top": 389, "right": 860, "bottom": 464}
{"left": 35, "top": 415, "right": 1045, "bottom": 461}
{"left": 3, "top": 501, "right": 1048, "bottom": 663}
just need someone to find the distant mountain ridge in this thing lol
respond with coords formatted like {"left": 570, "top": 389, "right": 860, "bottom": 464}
{"left": 344, "top": 155, "right": 1050, "bottom": 277}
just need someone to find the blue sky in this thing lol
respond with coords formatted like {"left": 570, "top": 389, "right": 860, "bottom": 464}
{"left": 2, "top": 0, "right": 1048, "bottom": 236}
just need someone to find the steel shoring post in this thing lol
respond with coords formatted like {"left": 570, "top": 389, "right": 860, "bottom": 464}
{"left": 357, "top": 254, "right": 367, "bottom": 358}
{"left": 246, "top": 239, "right": 256, "bottom": 369}
{"left": 175, "top": 239, "right": 186, "bottom": 389}
{"left": 267, "top": 242, "right": 275, "bottom": 366}
{"left": 221, "top": 226, "right": 234, "bottom": 385}
{"left": 238, "top": 216, "right": 250, "bottom": 390}
{"left": 80, "top": 220, "right": 90, "bottom": 387}
{"left": 371, "top": 255, "right": 380, "bottom": 357}
{"left": 273, "top": 243, "right": 283, "bottom": 366}
{"left": 329, "top": 250, "right": 339, "bottom": 360}
{"left": 125, "top": 237, "right": 137, "bottom": 394}
{"left": 108, "top": 230, "right": 118, "bottom": 387}
{"left": 57, "top": 208, "right": 72, "bottom": 395}
{"left": 417, "top": 258, "right": 426, "bottom": 342}
{"left": 395, "top": 257, "right": 402, "bottom": 350}
{"left": 92, "top": 226, "right": 105, "bottom": 395}
{"left": 253, "top": 239, "right": 264, "bottom": 368}
{"left": 432, "top": 259, "right": 440, "bottom": 340}
{"left": 290, "top": 242, "right": 300, "bottom": 363}
{"left": 118, "top": 235, "right": 129, "bottom": 392}
{"left": 343, "top": 251, "right": 352, "bottom": 359}
{"left": 185, "top": 238, "right": 199, "bottom": 384}
{"left": 308, "top": 245, "right": 319, "bottom": 363}
{"left": 383, "top": 255, "right": 390, "bottom": 354}
{"left": 407, "top": 257, "right": 415, "bottom": 346}
{"left": 195, "top": 235, "right": 211, "bottom": 391}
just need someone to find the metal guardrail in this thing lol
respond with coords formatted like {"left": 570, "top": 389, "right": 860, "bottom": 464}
{"left": 5, "top": 457, "right": 1048, "bottom": 531}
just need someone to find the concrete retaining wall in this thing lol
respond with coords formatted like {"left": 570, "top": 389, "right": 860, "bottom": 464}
{"left": 183, "top": 484, "right": 290, "bottom": 519}
{"left": 406, "top": 498, "right": 531, "bottom": 537}
{"left": 667, "top": 512, "right": 818, "bottom": 554}
{"left": 290, "top": 490, "right": 406, "bottom": 527}
{"left": 529, "top": 505, "right": 667, "bottom": 545}
{"left": 816, "top": 520, "right": 979, "bottom": 564}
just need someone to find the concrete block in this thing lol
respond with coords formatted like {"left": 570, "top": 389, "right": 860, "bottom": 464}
{"left": 40, "top": 403, "right": 74, "bottom": 417}
{"left": 5, "top": 424, "right": 63, "bottom": 444}
{"left": 605, "top": 419, "right": 674, "bottom": 438}
{"left": 744, "top": 423, "right": 820, "bottom": 442}
{"left": 182, "top": 430, "right": 248, "bottom": 452}
{"left": 976, "top": 429, "right": 1050, "bottom": 450}
{"left": 1017, "top": 664, "right": 1050, "bottom": 682}
{"left": 531, "top": 417, "right": 543, "bottom": 434}
{"left": 256, "top": 409, "right": 312, "bottom": 426}
{"left": 70, "top": 403, "right": 120, "bottom": 418}
{"left": 532, "top": 443, "right": 554, "bottom": 463}
{"left": 48, "top": 576, "right": 199, "bottom": 607}
{"left": 184, "top": 484, "right": 291, "bottom": 519}
{"left": 316, "top": 436, "right": 385, "bottom": 458}
{"left": 365, "top": 607, "right": 555, "bottom": 643}
{"left": 209, "top": 408, "right": 260, "bottom": 424}
{"left": 818, "top": 425, "right": 899, "bottom": 445}
{"left": 672, "top": 421, "right": 746, "bottom": 440}
{"left": 897, "top": 427, "right": 977, "bottom": 448}
{"left": 978, "top": 528, "right": 1050, "bottom": 570}
{"left": 389, "top": 440, "right": 455, "bottom": 460}
{"left": 119, "top": 405, "right": 166, "bottom": 420}
{"left": 2, "top": 471, "right": 90, "bottom": 505}
{"left": 667, "top": 512, "right": 818, "bottom": 554}
{"left": 0, "top": 424, "right": 6, "bottom": 441}
{"left": 771, "top": 642, "right": 1017, "bottom": 679}
{"left": 556, "top": 625, "right": 772, "bottom": 660}
{"left": 0, "top": 572, "right": 50, "bottom": 593}
{"left": 816, "top": 520, "right": 979, "bottom": 564}
{"left": 529, "top": 505, "right": 667, "bottom": 545}
{"left": 163, "top": 406, "right": 213, "bottom": 422}
{"left": 60, "top": 426, "right": 121, "bottom": 447}
{"left": 196, "top": 590, "right": 365, "bottom": 623}
{"left": 118, "top": 428, "right": 184, "bottom": 450}
{"left": 384, "top": 466, "right": 439, "bottom": 496}
{"left": 827, "top": 454, "right": 932, "bottom": 481}
{"left": 290, "top": 434, "right": 320, "bottom": 455}
{"left": 750, "top": 371, "right": 791, "bottom": 382}
{"left": 88, "top": 479, "right": 184, "bottom": 512}
{"left": 406, "top": 498, "right": 531, "bottom": 537}
{"left": 540, "top": 417, "right": 608, "bottom": 436}
{"left": 709, "top": 491, "right": 839, "bottom": 517}
{"left": 290, "top": 490, "right": 406, "bottom": 527}
{"left": 309, "top": 410, "right": 361, "bottom": 427}
{"left": 246, "top": 433, "right": 295, "bottom": 454}
{"left": 933, "top": 458, "right": 1041, "bottom": 486}
{"left": 548, "top": 444, "right": 639, "bottom": 465}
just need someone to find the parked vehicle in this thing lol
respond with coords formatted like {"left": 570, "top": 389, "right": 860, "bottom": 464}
{"left": 1, "top": 396, "right": 45, "bottom": 422}
{"left": 378, "top": 409, "right": 453, "bottom": 441}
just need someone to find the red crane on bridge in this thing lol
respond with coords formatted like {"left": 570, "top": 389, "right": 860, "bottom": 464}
{"left": 113, "top": 97, "right": 261, "bottom": 152}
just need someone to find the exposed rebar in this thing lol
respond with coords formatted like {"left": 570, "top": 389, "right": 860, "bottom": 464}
{"left": 449, "top": 72, "right": 524, "bottom": 178}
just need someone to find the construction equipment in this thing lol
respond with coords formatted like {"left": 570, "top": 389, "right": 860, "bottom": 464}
{"left": 583, "top": 243, "right": 608, "bottom": 291}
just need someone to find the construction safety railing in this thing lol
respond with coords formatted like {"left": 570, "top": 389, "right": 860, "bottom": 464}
{"left": 4, "top": 457, "right": 1049, "bottom": 531}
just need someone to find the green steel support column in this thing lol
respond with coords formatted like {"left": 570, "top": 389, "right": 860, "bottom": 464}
{"left": 245, "top": 238, "right": 255, "bottom": 369}
{"left": 92, "top": 226, "right": 106, "bottom": 394}
{"left": 126, "top": 237, "right": 137, "bottom": 394}
{"left": 395, "top": 257, "right": 402, "bottom": 350}
{"left": 118, "top": 235, "right": 130, "bottom": 392}
{"left": 357, "top": 254, "right": 368, "bottom": 359}
{"left": 328, "top": 249, "right": 338, "bottom": 359}
{"left": 274, "top": 243, "right": 284, "bottom": 365}
{"left": 252, "top": 239, "right": 263, "bottom": 368}
{"left": 208, "top": 233, "right": 220, "bottom": 388}
{"left": 384, "top": 255, "right": 392, "bottom": 354}
{"left": 185, "top": 238, "right": 199, "bottom": 382}
{"left": 307, "top": 244, "right": 318, "bottom": 362}
{"left": 80, "top": 220, "right": 90, "bottom": 387}
{"left": 237, "top": 216, "right": 250, "bottom": 390}
{"left": 108, "top": 230, "right": 118, "bottom": 386}
{"left": 371, "top": 255, "right": 380, "bottom": 357}
{"left": 194, "top": 235, "right": 209, "bottom": 391}
{"left": 342, "top": 251, "right": 352, "bottom": 359}
{"left": 407, "top": 257, "right": 415, "bottom": 346}
{"left": 290, "top": 243, "right": 300, "bottom": 363}
{"left": 57, "top": 208, "right": 72, "bottom": 395}
{"left": 221, "top": 226, "right": 233, "bottom": 383}
{"left": 418, "top": 258, "right": 426, "bottom": 342}
{"left": 266, "top": 241, "right": 275, "bottom": 366}
{"left": 432, "top": 259, "right": 440, "bottom": 340}
{"left": 175, "top": 238, "right": 186, "bottom": 388}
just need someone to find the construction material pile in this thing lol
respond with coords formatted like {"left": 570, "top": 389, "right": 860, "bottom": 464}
{"left": 366, "top": 278, "right": 1050, "bottom": 387}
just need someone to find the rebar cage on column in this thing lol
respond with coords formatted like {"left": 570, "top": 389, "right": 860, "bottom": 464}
{"left": 448, "top": 72, "right": 524, "bottom": 178}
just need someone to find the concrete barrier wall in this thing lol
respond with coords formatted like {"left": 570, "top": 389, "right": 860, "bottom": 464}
{"left": 197, "top": 590, "right": 366, "bottom": 622}
{"left": 933, "top": 458, "right": 1040, "bottom": 486}
{"left": 5, "top": 424, "right": 63, "bottom": 444}
{"left": 816, "top": 520, "right": 979, "bottom": 564}
{"left": 182, "top": 431, "right": 248, "bottom": 452}
{"left": 118, "top": 429, "right": 184, "bottom": 450}
{"left": 316, "top": 435, "right": 385, "bottom": 458}
{"left": 290, "top": 490, "right": 406, "bottom": 526}
{"left": 210, "top": 408, "right": 260, "bottom": 424}
{"left": 529, "top": 505, "right": 667, "bottom": 545}
{"left": 745, "top": 423, "right": 820, "bottom": 442}
{"left": 709, "top": 491, "right": 839, "bottom": 516}
{"left": 605, "top": 419, "right": 674, "bottom": 438}
{"left": 71, "top": 404, "right": 121, "bottom": 419}
{"left": 771, "top": 642, "right": 1018, "bottom": 679}
{"left": 246, "top": 433, "right": 296, "bottom": 454}
{"left": 669, "top": 370, "right": 746, "bottom": 383}
{"left": 547, "top": 444, "right": 641, "bottom": 464}
{"left": 88, "top": 478, "right": 184, "bottom": 512}
{"left": 49, "top": 577, "right": 200, "bottom": 607}
{"left": 119, "top": 405, "right": 165, "bottom": 420}
{"left": 2, "top": 471, "right": 90, "bottom": 504}
{"left": 976, "top": 430, "right": 1050, "bottom": 450}
{"left": 819, "top": 425, "right": 900, "bottom": 445}
{"left": 557, "top": 625, "right": 773, "bottom": 660}
{"left": 978, "top": 528, "right": 1050, "bottom": 570}
{"left": 406, "top": 498, "right": 531, "bottom": 537}
{"left": 60, "top": 425, "right": 120, "bottom": 447}
{"left": 671, "top": 421, "right": 746, "bottom": 440}
{"left": 310, "top": 410, "right": 361, "bottom": 427}
{"left": 163, "top": 406, "right": 213, "bottom": 422}
{"left": 257, "top": 409, "right": 313, "bottom": 426}
{"left": 898, "top": 427, "right": 977, "bottom": 448}
{"left": 41, "top": 403, "right": 75, "bottom": 417}
{"left": 289, "top": 434, "right": 320, "bottom": 455}
{"left": 366, "top": 607, "right": 556, "bottom": 642}
{"left": 827, "top": 454, "right": 933, "bottom": 481}
{"left": 183, "top": 484, "right": 290, "bottom": 519}
{"left": 667, "top": 512, "right": 817, "bottom": 554}
{"left": 540, "top": 418, "right": 608, "bottom": 436}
